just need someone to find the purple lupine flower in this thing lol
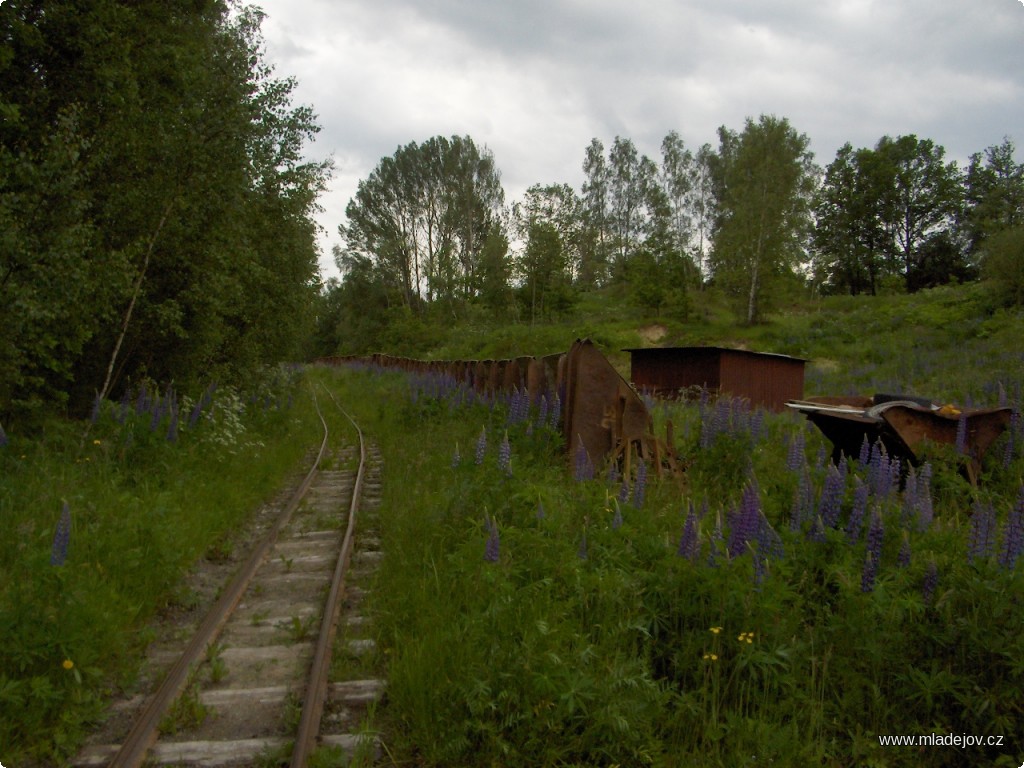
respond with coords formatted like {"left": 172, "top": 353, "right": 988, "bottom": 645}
{"left": 484, "top": 517, "right": 500, "bottom": 563}
{"left": 814, "top": 444, "right": 827, "bottom": 471}
{"left": 475, "top": 427, "right": 487, "bottom": 465}
{"left": 617, "top": 480, "right": 630, "bottom": 505}
{"left": 749, "top": 409, "right": 765, "bottom": 443}
{"left": 135, "top": 383, "right": 149, "bottom": 414}
{"left": 166, "top": 406, "right": 179, "bottom": 443}
{"left": 451, "top": 443, "right": 461, "bottom": 468}
{"left": 967, "top": 501, "right": 997, "bottom": 564}
{"left": 786, "top": 430, "right": 806, "bottom": 472}
{"left": 997, "top": 487, "right": 1024, "bottom": 570}
{"left": 857, "top": 436, "right": 872, "bottom": 467}
{"left": 498, "top": 432, "right": 512, "bottom": 475}
{"left": 51, "top": 501, "right": 72, "bottom": 566}
{"left": 861, "top": 509, "right": 884, "bottom": 592}
{"left": 632, "top": 461, "right": 647, "bottom": 509}
{"left": 861, "top": 550, "right": 879, "bottom": 593}
{"left": 753, "top": 552, "right": 767, "bottom": 589}
{"left": 707, "top": 513, "right": 724, "bottom": 567}
{"left": 845, "top": 479, "right": 870, "bottom": 543}
{"left": 187, "top": 398, "right": 204, "bottom": 429}
{"left": 149, "top": 395, "right": 165, "bottom": 431}
{"left": 756, "top": 512, "right": 785, "bottom": 561}
{"left": 897, "top": 536, "right": 912, "bottom": 568}
{"left": 789, "top": 468, "right": 813, "bottom": 532}
{"left": 915, "top": 463, "right": 934, "bottom": 531}
{"left": 678, "top": 509, "right": 700, "bottom": 561}
{"left": 955, "top": 413, "right": 968, "bottom": 455}
{"left": 806, "top": 516, "right": 827, "bottom": 543}
{"left": 817, "top": 465, "right": 845, "bottom": 530}
{"left": 577, "top": 531, "right": 588, "bottom": 560}
{"left": 728, "top": 484, "right": 761, "bottom": 558}
{"left": 536, "top": 395, "right": 549, "bottom": 431}
{"left": 536, "top": 500, "right": 546, "bottom": 520}
{"left": 0, "top": 423, "right": 8, "bottom": 448}
{"left": 901, "top": 467, "right": 919, "bottom": 526}
{"left": 573, "top": 436, "right": 592, "bottom": 481}
{"left": 612, "top": 503, "right": 623, "bottom": 530}
{"left": 549, "top": 392, "right": 561, "bottom": 429}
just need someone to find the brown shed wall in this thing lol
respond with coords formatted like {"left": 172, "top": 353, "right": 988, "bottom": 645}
{"left": 628, "top": 347, "right": 804, "bottom": 412}
{"left": 718, "top": 350, "right": 804, "bottom": 412}
{"left": 630, "top": 348, "right": 722, "bottom": 394}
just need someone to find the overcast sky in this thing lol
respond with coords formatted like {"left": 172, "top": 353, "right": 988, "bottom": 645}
{"left": 252, "top": 0, "right": 1024, "bottom": 279}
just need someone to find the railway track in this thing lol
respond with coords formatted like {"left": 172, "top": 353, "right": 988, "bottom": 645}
{"left": 73, "top": 387, "right": 385, "bottom": 767}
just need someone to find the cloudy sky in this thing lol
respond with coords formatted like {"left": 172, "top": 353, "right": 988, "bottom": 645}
{"left": 252, "top": 0, "right": 1024, "bottom": 279}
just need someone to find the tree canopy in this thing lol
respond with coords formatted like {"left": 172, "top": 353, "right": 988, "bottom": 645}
{"left": 340, "top": 135, "right": 506, "bottom": 312}
{"left": 1, "top": 0, "right": 329, "bottom": 423}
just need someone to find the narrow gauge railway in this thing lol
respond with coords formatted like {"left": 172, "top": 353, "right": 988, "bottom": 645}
{"left": 73, "top": 386, "right": 384, "bottom": 767}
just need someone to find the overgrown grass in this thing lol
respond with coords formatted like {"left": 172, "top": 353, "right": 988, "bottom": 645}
{"left": 320, "top": 349, "right": 1024, "bottom": 766}
{"left": 0, "top": 367, "right": 322, "bottom": 763}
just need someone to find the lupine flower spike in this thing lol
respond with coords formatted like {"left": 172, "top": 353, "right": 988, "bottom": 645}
{"left": 475, "top": 427, "right": 487, "bottom": 465}
{"left": 967, "top": 501, "right": 997, "bottom": 564}
{"left": 921, "top": 561, "right": 939, "bottom": 604}
{"left": 484, "top": 516, "right": 500, "bottom": 563}
{"left": 632, "top": 461, "right": 647, "bottom": 508}
{"left": 498, "top": 431, "right": 512, "bottom": 475}
{"left": 51, "top": 501, "right": 72, "bottom": 566}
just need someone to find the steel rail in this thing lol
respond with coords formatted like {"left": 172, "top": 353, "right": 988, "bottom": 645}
{"left": 290, "top": 389, "right": 368, "bottom": 767}
{"left": 107, "top": 386, "right": 331, "bottom": 768}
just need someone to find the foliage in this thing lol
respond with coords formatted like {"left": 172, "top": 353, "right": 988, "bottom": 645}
{"left": 710, "top": 115, "right": 816, "bottom": 324}
{"left": 340, "top": 135, "right": 506, "bottom": 311}
{"left": 0, "top": 0, "right": 328, "bottom": 424}
{"left": 814, "top": 134, "right": 978, "bottom": 296}
{"left": 0, "top": 367, "right": 314, "bottom": 762}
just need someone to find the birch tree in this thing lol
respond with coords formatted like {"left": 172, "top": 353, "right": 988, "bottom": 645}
{"left": 710, "top": 115, "right": 815, "bottom": 324}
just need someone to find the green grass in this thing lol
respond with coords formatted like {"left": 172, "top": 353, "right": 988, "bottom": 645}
{"left": 4, "top": 283, "right": 1024, "bottom": 764}
{"left": 316, "top": 348, "right": 1024, "bottom": 767}
{"left": 0, "top": 367, "right": 323, "bottom": 763}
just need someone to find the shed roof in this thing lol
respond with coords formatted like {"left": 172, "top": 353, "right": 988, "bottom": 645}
{"left": 623, "top": 346, "right": 808, "bottom": 363}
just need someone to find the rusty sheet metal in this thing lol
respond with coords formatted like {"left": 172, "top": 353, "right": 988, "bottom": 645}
{"left": 563, "top": 339, "right": 671, "bottom": 477}
{"left": 318, "top": 342, "right": 681, "bottom": 479}
{"left": 788, "top": 395, "right": 1012, "bottom": 485}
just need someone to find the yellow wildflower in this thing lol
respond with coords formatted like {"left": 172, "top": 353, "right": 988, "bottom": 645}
{"left": 702, "top": 653, "right": 718, "bottom": 661}
{"left": 709, "top": 626, "right": 723, "bottom": 634}
{"left": 62, "top": 659, "right": 74, "bottom": 670}
{"left": 92, "top": 439, "right": 102, "bottom": 445}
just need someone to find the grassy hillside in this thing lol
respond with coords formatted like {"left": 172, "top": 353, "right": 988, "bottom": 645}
{"left": 380, "top": 281, "right": 1024, "bottom": 408}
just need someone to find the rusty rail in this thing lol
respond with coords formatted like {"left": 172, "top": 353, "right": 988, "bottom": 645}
{"left": 105, "top": 382, "right": 374, "bottom": 767}
{"left": 108, "top": 385, "right": 332, "bottom": 768}
{"left": 290, "top": 391, "right": 367, "bottom": 767}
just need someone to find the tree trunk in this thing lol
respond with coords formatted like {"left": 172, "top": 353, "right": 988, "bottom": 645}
{"left": 98, "top": 199, "right": 174, "bottom": 402}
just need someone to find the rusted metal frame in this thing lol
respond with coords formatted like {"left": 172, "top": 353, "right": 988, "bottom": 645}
{"left": 290, "top": 392, "right": 368, "bottom": 767}
{"left": 108, "top": 386, "right": 331, "bottom": 768}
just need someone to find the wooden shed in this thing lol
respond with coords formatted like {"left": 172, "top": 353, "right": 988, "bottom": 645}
{"left": 625, "top": 346, "right": 806, "bottom": 412}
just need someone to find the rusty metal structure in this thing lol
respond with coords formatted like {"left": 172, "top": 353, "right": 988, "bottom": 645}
{"left": 625, "top": 346, "right": 806, "bottom": 412}
{"left": 787, "top": 395, "right": 1012, "bottom": 485}
{"left": 322, "top": 339, "right": 680, "bottom": 478}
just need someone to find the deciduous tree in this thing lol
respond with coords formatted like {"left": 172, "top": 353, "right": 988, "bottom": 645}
{"left": 710, "top": 115, "right": 816, "bottom": 324}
